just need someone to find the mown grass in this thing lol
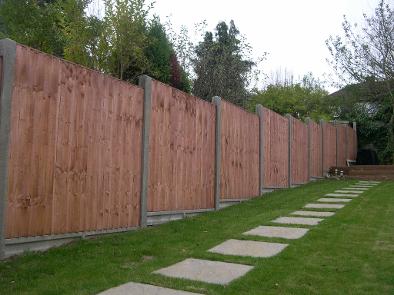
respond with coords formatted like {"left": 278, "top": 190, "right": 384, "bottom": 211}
{"left": 0, "top": 179, "right": 393, "bottom": 295}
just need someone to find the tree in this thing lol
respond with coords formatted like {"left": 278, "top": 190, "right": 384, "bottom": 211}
{"left": 0, "top": 0, "right": 66, "bottom": 56}
{"left": 98, "top": 0, "right": 151, "bottom": 81}
{"left": 247, "top": 73, "right": 330, "bottom": 121}
{"left": 326, "top": 0, "right": 394, "bottom": 163}
{"left": 192, "top": 20, "right": 255, "bottom": 105}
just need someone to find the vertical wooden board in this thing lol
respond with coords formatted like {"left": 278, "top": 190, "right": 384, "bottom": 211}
{"left": 291, "top": 118, "right": 309, "bottom": 184}
{"left": 336, "top": 125, "right": 347, "bottom": 166}
{"left": 309, "top": 121, "right": 322, "bottom": 177}
{"left": 323, "top": 123, "right": 337, "bottom": 172}
{"left": 220, "top": 101, "right": 259, "bottom": 200}
{"left": 5, "top": 44, "right": 143, "bottom": 238}
{"left": 148, "top": 80, "right": 215, "bottom": 212}
{"left": 6, "top": 46, "right": 59, "bottom": 238}
{"left": 263, "top": 108, "right": 289, "bottom": 188}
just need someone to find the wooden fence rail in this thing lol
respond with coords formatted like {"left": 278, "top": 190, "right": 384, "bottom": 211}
{"left": 0, "top": 40, "right": 357, "bottom": 258}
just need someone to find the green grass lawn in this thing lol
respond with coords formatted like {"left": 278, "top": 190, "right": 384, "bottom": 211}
{"left": 1, "top": 180, "right": 393, "bottom": 295}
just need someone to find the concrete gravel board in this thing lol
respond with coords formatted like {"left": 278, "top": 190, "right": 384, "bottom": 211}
{"left": 208, "top": 239, "right": 288, "bottom": 258}
{"left": 153, "top": 258, "right": 253, "bottom": 285}
{"left": 272, "top": 216, "right": 323, "bottom": 226}
{"left": 243, "top": 225, "right": 309, "bottom": 239}
{"left": 98, "top": 282, "right": 203, "bottom": 295}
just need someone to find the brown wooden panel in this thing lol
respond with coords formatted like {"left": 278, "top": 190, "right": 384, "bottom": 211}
{"left": 336, "top": 124, "right": 347, "bottom": 166}
{"left": 263, "top": 108, "right": 289, "bottom": 188}
{"left": 309, "top": 121, "right": 323, "bottom": 178}
{"left": 6, "top": 45, "right": 142, "bottom": 238}
{"left": 323, "top": 122, "right": 337, "bottom": 173}
{"left": 347, "top": 126, "right": 357, "bottom": 161}
{"left": 291, "top": 117, "right": 309, "bottom": 184}
{"left": 220, "top": 100, "right": 259, "bottom": 199}
{"left": 148, "top": 80, "right": 215, "bottom": 211}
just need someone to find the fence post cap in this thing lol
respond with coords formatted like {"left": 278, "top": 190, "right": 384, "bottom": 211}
{"left": 212, "top": 96, "right": 221, "bottom": 105}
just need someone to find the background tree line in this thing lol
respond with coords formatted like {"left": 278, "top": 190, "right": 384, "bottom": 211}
{"left": 0, "top": 0, "right": 393, "bottom": 163}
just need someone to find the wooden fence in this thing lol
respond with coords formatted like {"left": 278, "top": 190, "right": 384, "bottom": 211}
{"left": 220, "top": 100, "right": 259, "bottom": 200}
{"left": 261, "top": 107, "right": 289, "bottom": 188}
{"left": 0, "top": 40, "right": 358, "bottom": 256}
{"left": 290, "top": 116, "right": 309, "bottom": 185}
{"left": 309, "top": 120, "right": 323, "bottom": 178}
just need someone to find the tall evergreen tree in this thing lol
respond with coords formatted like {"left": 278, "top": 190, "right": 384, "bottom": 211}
{"left": 193, "top": 20, "right": 255, "bottom": 105}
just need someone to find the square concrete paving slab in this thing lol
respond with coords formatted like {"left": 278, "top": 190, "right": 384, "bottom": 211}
{"left": 153, "top": 258, "right": 253, "bottom": 285}
{"left": 358, "top": 181, "right": 380, "bottom": 184}
{"left": 318, "top": 198, "right": 352, "bottom": 203}
{"left": 345, "top": 187, "right": 369, "bottom": 190}
{"left": 304, "top": 203, "right": 345, "bottom": 209}
{"left": 272, "top": 216, "right": 323, "bottom": 226}
{"left": 351, "top": 185, "right": 373, "bottom": 188}
{"left": 325, "top": 193, "right": 359, "bottom": 197}
{"left": 208, "top": 239, "right": 288, "bottom": 258}
{"left": 291, "top": 210, "right": 335, "bottom": 217}
{"left": 243, "top": 225, "right": 309, "bottom": 239}
{"left": 335, "top": 190, "right": 363, "bottom": 194}
{"left": 98, "top": 282, "right": 203, "bottom": 295}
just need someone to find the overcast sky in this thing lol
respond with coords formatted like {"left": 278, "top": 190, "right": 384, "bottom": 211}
{"left": 89, "top": 0, "right": 383, "bottom": 92}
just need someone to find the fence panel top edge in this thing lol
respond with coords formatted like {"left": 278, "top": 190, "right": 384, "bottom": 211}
{"left": 12, "top": 40, "right": 144, "bottom": 92}
{"left": 220, "top": 99, "right": 259, "bottom": 118}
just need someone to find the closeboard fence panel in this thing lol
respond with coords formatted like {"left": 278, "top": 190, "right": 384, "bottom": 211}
{"left": 347, "top": 125, "right": 357, "bottom": 161}
{"left": 336, "top": 124, "right": 347, "bottom": 166}
{"left": 263, "top": 107, "right": 289, "bottom": 188}
{"left": 148, "top": 80, "right": 215, "bottom": 211}
{"left": 309, "top": 121, "right": 323, "bottom": 178}
{"left": 5, "top": 45, "right": 143, "bottom": 239}
{"left": 322, "top": 122, "right": 337, "bottom": 173}
{"left": 291, "top": 118, "right": 309, "bottom": 184}
{"left": 220, "top": 100, "right": 259, "bottom": 199}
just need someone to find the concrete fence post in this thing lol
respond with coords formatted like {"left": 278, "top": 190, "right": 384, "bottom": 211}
{"left": 0, "top": 39, "right": 17, "bottom": 259}
{"left": 345, "top": 124, "right": 349, "bottom": 162}
{"left": 212, "top": 96, "right": 221, "bottom": 210}
{"left": 138, "top": 75, "right": 153, "bottom": 228}
{"left": 256, "top": 105, "right": 264, "bottom": 195}
{"left": 306, "top": 118, "right": 312, "bottom": 181}
{"left": 286, "top": 114, "right": 293, "bottom": 188}
{"left": 319, "top": 119, "right": 325, "bottom": 177}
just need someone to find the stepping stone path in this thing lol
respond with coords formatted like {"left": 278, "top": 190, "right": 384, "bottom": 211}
{"left": 305, "top": 203, "right": 345, "bottom": 209}
{"left": 325, "top": 193, "right": 359, "bottom": 197}
{"left": 98, "top": 282, "right": 203, "bottom": 295}
{"left": 318, "top": 197, "right": 352, "bottom": 203}
{"left": 291, "top": 210, "right": 335, "bottom": 217}
{"left": 335, "top": 190, "right": 363, "bottom": 194}
{"left": 153, "top": 258, "right": 253, "bottom": 285}
{"left": 272, "top": 216, "right": 323, "bottom": 226}
{"left": 208, "top": 239, "right": 288, "bottom": 258}
{"left": 244, "top": 225, "right": 309, "bottom": 239}
{"left": 98, "top": 182, "right": 380, "bottom": 294}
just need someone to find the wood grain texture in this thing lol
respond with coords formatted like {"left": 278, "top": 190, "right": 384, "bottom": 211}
{"left": 291, "top": 117, "right": 309, "bottom": 184}
{"left": 347, "top": 126, "right": 357, "bottom": 160}
{"left": 309, "top": 121, "right": 323, "bottom": 178}
{"left": 322, "top": 122, "right": 337, "bottom": 173}
{"left": 220, "top": 101, "right": 259, "bottom": 199}
{"left": 148, "top": 80, "right": 215, "bottom": 211}
{"left": 262, "top": 108, "right": 289, "bottom": 188}
{"left": 336, "top": 124, "right": 347, "bottom": 166}
{"left": 6, "top": 45, "right": 143, "bottom": 238}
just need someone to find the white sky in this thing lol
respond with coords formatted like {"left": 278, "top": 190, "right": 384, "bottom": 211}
{"left": 89, "top": 0, "right": 383, "bottom": 92}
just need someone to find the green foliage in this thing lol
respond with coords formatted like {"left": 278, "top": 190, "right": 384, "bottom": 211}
{"left": 0, "top": 0, "right": 65, "bottom": 56}
{"left": 326, "top": 0, "right": 394, "bottom": 163}
{"left": 193, "top": 20, "right": 255, "bottom": 105}
{"left": 247, "top": 74, "right": 330, "bottom": 121}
